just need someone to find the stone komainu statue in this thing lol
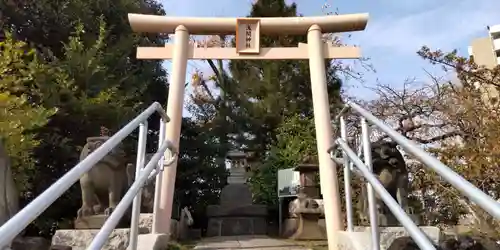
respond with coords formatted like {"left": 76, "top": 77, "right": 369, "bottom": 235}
{"left": 357, "top": 140, "right": 410, "bottom": 226}
{"left": 0, "top": 141, "right": 19, "bottom": 227}
{"left": 77, "top": 136, "right": 130, "bottom": 218}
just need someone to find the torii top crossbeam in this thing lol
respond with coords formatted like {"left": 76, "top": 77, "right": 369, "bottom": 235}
{"left": 127, "top": 13, "right": 369, "bottom": 60}
{"left": 128, "top": 13, "right": 369, "bottom": 35}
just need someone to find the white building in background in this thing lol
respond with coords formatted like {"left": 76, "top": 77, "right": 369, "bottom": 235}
{"left": 492, "top": 25, "right": 500, "bottom": 65}
{"left": 468, "top": 24, "right": 500, "bottom": 68}
{"left": 467, "top": 24, "right": 500, "bottom": 105}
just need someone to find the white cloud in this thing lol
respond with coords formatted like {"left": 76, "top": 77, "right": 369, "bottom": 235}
{"left": 358, "top": 0, "right": 500, "bottom": 55}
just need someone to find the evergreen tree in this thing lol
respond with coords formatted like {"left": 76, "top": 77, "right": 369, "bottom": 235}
{"left": 184, "top": 0, "right": 345, "bottom": 209}
{"left": 0, "top": 33, "right": 59, "bottom": 192}
{"left": 204, "top": 0, "right": 345, "bottom": 215}
{"left": 1, "top": 0, "right": 169, "bottom": 236}
{"left": 228, "top": 0, "right": 343, "bottom": 154}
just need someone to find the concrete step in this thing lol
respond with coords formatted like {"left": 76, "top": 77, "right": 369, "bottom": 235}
{"left": 194, "top": 235, "right": 316, "bottom": 250}
{"left": 336, "top": 226, "right": 443, "bottom": 250}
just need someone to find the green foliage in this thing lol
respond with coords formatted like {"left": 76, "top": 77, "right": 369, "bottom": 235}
{"left": 1, "top": 0, "right": 169, "bottom": 237}
{"left": 50, "top": 19, "right": 140, "bottom": 127}
{"left": 249, "top": 115, "right": 316, "bottom": 206}
{"left": 26, "top": 18, "right": 167, "bottom": 236}
{"left": 0, "top": 33, "right": 58, "bottom": 191}
{"left": 275, "top": 115, "right": 318, "bottom": 164}
{"left": 174, "top": 119, "right": 228, "bottom": 229}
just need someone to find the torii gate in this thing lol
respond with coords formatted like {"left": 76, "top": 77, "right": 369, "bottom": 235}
{"left": 128, "top": 12, "right": 368, "bottom": 249}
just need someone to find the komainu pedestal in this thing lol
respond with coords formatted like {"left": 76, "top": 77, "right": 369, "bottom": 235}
{"left": 206, "top": 151, "right": 267, "bottom": 237}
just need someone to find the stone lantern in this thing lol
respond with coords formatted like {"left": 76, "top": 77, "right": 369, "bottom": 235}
{"left": 294, "top": 163, "right": 320, "bottom": 199}
{"left": 226, "top": 150, "right": 249, "bottom": 184}
{"left": 206, "top": 150, "right": 267, "bottom": 237}
{"left": 281, "top": 155, "right": 326, "bottom": 240}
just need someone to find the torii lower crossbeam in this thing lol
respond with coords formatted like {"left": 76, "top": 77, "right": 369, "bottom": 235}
{"left": 136, "top": 43, "right": 360, "bottom": 60}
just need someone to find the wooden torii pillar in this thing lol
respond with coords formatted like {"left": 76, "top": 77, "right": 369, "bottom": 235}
{"left": 127, "top": 13, "right": 368, "bottom": 250}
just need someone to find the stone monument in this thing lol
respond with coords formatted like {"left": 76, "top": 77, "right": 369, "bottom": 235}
{"left": 206, "top": 150, "right": 267, "bottom": 237}
{"left": 0, "top": 140, "right": 21, "bottom": 249}
{"left": 1, "top": 141, "right": 65, "bottom": 250}
{"left": 0, "top": 140, "right": 19, "bottom": 228}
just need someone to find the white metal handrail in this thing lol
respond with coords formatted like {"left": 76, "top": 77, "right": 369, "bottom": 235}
{"left": 329, "top": 101, "right": 500, "bottom": 250}
{"left": 0, "top": 102, "right": 176, "bottom": 250}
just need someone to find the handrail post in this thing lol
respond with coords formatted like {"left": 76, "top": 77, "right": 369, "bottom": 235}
{"left": 340, "top": 116, "right": 354, "bottom": 231}
{"left": 152, "top": 119, "right": 166, "bottom": 233}
{"left": 361, "top": 118, "right": 380, "bottom": 250}
{"left": 129, "top": 122, "right": 148, "bottom": 250}
{"left": 88, "top": 141, "right": 174, "bottom": 249}
{"left": 337, "top": 138, "right": 436, "bottom": 250}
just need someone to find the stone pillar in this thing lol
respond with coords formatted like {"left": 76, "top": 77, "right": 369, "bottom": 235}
{"left": 155, "top": 25, "right": 189, "bottom": 235}
{"left": 307, "top": 25, "right": 343, "bottom": 248}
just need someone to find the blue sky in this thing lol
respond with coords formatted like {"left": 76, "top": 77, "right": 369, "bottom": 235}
{"left": 159, "top": 0, "right": 500, "bottom": 106}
